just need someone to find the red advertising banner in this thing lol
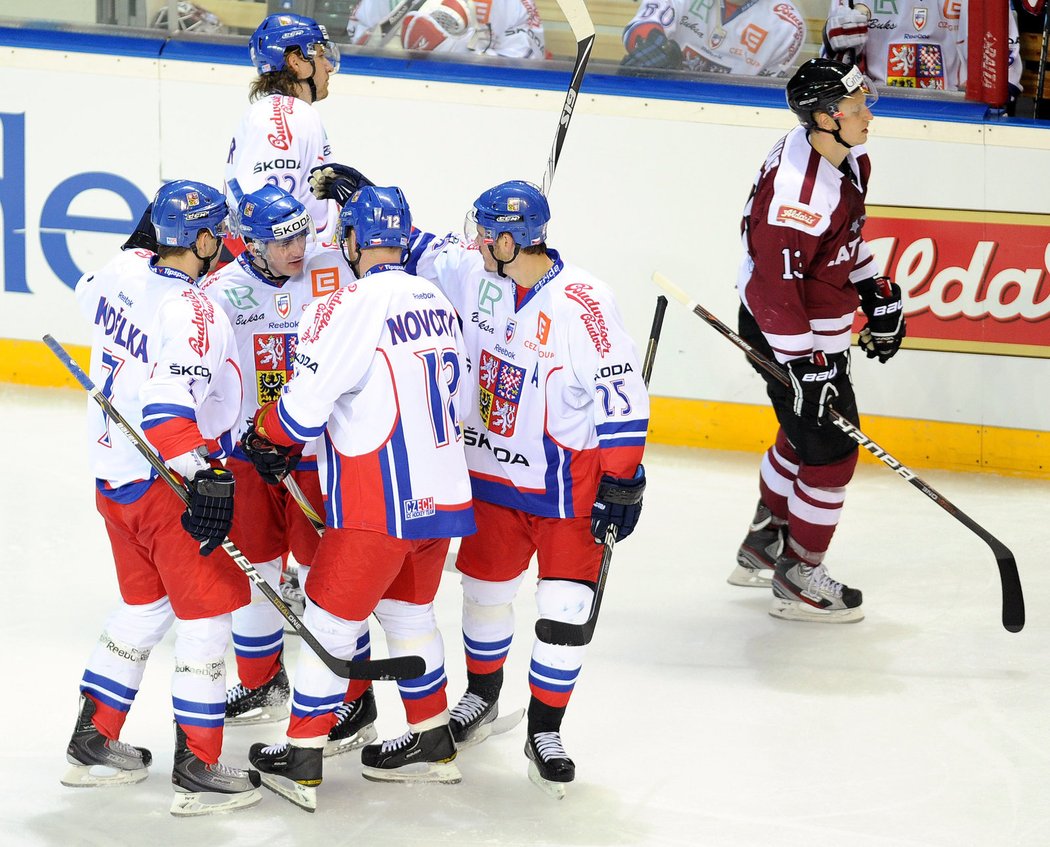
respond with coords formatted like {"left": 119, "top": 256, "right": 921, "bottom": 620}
{"left": 860, "top": 206, "right": 1050, "bottom": 358}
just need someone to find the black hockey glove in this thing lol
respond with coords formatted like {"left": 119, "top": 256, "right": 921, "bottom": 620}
{"left": 856, "top": 276, "right": 906, "bottom": 363}
{"left": 121, "top": 202, "right": 159, "bottom": 253}
{"left": 621, "top": 30, "right": 683, "bottom": 71}
{"left": 240, "top": 418, "right": 302, "bottom": 485}
{"left": 181, "top": 468, "right": 235, "bottom": 556}
{"left": 786, "top": 352, "right": 840, "bottom": 425}
{"left": 308, "top": 164, "right": 376, "bottom": 207}
{"left": 590, "top": 465, "right": 646, "bottom": 543}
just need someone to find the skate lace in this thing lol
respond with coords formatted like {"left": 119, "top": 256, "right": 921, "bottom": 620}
{"left": 280, "top": 580, "right": 305, "bottom": 604}
{"left": 449, "top": 692, "right": 488, "bottom": 725}
{"left": 379, "top": 731, "right": 414, "bottom": 753}
{"left": 332, "top": 700, "right": 355, "bottom": 724}
{"left": 107, "top": 738, "right": 143, "bottom": 758}
{"left": 805, "top": 565, "right": 844, "bottom": 598}
{"left": 207, "top": 761, "right": 247, "bottom": 778}
{"left": 259, "top": 742, "right": 288, "bottom": 756}
{"left": 226, "top": 683, "right": 249, "bottom": 704}
{"left": 531, "top": 731, "right": 567, "bottom": 762}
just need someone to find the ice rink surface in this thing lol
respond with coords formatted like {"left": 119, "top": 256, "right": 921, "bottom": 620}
{"left": 2, "top": 383, "right": 1048, "bottom": 847}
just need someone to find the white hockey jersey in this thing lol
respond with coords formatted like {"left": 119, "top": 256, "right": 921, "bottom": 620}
{"left": 824, "top": 0, "right": 1021, "bottom": 91}
{"left": 412, "top": 236, "right": 649, "bottom": 519}
{"left": 261, "top": 264, "right": 475, "bottom": 539}
{"left": 75, "top": 249, "right": 242, "bottom": 501}
{"left": 624, "top": 0, "right": 806, "bottom": 76}
{"left": 198, "top": 241, "right": 352, "bottom": 462}
{"left": 225, "top": 95, "right": 339, "bottom": 239}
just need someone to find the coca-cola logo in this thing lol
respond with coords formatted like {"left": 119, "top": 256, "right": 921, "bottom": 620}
{"left": 862, "top": 208, "right": 1050, "bottom": 355}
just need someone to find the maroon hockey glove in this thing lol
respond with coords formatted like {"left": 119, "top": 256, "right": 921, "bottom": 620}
{"left": 181, "top": 468, "right": 235, "bottom": 556}
{"left": 856, "top": 276, "right": 906, "bottom": 363}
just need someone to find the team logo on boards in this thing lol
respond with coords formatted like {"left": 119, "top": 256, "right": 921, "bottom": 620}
{"left": 275, "top": 292, "right": 291, "bottom": 319}
{"left": 254, "top": 332, "right": 297, "bottom": 404}
{"left": 478, "top": 350, "right": 525, "bottom": 437}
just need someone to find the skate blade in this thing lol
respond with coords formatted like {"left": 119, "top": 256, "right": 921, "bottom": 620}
{"left": 527, "top": 761, "right": 567, "bottom": 800}
{"left": 361, "top": 760, "right": 462, "bottom": 785}
{"left": 456, "top": 708, "right": 526, "bottom": 751}
{"left": 225, "top": 704, "right": 291, "bottom": 727}
{"left": 60, "top": 762, "right": 148, "bottom": 788}
{"left": 169, "top": 787, "right": 262, "bottom": 817}
{"left": 727, "top": 563, "right": 774, "bottom": 588}
{"left": 769, "top": 598, "right": 865, "bottom": 624}
{"left": 324, "top": 723, "right": 378, "bottom": 758}
{"left": 260, "top": 774, "right": 318, "bottom": 812}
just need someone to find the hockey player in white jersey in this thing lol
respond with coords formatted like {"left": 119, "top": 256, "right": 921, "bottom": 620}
{"left": 198, "top": 184, "right": 378, "bottom": 755}
{"left": 622, "top": 0, "right": 805, "bottom": 76}
{"left": 244, "top": 186, "right": 475, "bottom": 812}
{"left": 225, "top": 14, "right": 341, "bottom": 245}
{"left": 410, "top": 180, "right": 649, "bottom": 798}
{"left": 63, "top": 180, "right": 262, "bottom": 816}
{"left": 399, "top": 0, "right": 547, "bottom": 60}
{"left": 822, "top": 0, "right": 1022, "bottom": 96}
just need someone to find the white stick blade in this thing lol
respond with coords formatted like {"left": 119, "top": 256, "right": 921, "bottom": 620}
{"left": 651, "top": 272, "right": 695, "bottom": 307}
{"left": 555, "top": 0, "right": 595, "bottom": 40}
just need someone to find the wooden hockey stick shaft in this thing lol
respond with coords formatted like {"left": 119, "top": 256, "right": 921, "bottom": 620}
{"left": 650, "top": 272, "right": 1024, "bottom": 633}
{"left": 281, "top": 473, "right": 325, "bottom": 534}
{"left": 43, "top": 335, "right": 427, "bottom": 677}
{"left": 534, "top": 295, "right": 668, "bottom": 646}
{"left": 540, "top": 0, "right": 595, "bottom": 196}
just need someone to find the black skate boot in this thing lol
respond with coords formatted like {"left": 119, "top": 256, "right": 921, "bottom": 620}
{"left": 225, "top": 663, "right": 290, "bottom": 726}
{"left": 729, "top": 501, "right": 785, "bottom": 587}
{"left": 61, "top": 694, "right": 152, "bottom": 788}
{"left": 170, "top": 724, "right": 262, "bottom": 816}
{"left": 449, "top": 691, "right": 525, "bottom": 750}
{"left": 770, "top": 554, "right": 864, "bottom": 623}
{"left": 250, "top": 741, "right": 324, "bottom": 812}
{"left": 525, "top": 731, "right": 575, "bottom": 800}
{"left": 324, "top": 687, "right": 378, "bottom": 757}
{"left": 360, "top": 724, "right": 461, "bottom": 784}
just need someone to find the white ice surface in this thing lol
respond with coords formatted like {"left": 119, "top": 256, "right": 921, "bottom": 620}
{"left": 2, "top": 384, "right": 1048, "bottom": 847}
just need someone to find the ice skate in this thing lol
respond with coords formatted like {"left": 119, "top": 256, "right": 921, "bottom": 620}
{"left": 250, "top": 741, "right": 323, "bottom": 812}
{"left": 225, "top": 664, "right": 290, "bottom": 726}
{"left": 449, "top": 692, "right": 524, "bottom": 750}
{"left": 170, "top": 725, "right": 262, "bottom": 816}
{"left": 770, "top": 555, "right": 864, "bottom": 623}
{"left": 61, "top": 695, "right": 152, "bottom": 788}
{"left": 729, "top": 502, "right": 784, "bottom": 587}
{"left": 324, "top": 687, "right": 378, "bottom": 757}
{"left": 360, "top": 725, "right": 461, "bottom": 784}
{"left": 524, "top": 730, "right": 574, "bottom": 800}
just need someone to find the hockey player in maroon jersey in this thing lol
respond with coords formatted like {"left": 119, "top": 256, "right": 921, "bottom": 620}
{"left": 731, "top": 58, "right": 906, "bottom": 623}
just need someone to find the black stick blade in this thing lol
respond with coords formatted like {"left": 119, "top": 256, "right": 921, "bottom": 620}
{"left": 535, "top": 617, "right": 592, "bottom": 647}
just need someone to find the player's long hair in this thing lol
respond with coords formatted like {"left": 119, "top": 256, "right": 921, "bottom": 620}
{"left": 249, "top": 65, "right": 302, "bottom": 101}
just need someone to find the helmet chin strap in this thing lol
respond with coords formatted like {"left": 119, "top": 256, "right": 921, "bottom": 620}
{"left": 488, "top": 242, "right": 520, "bottom": 278}
{"left": 340, "top": 234, "right": 362, "bottom": 277}
{"left": 249, "top": 245, "right": 290, "bottom": 284}
{"left": 192, "top": 238, "right": 223, "bottom": 278}
{"left": 812, "top": 112, "right": 853, "bottom": 149}
{"left": 300, "top": 57, "right": 318, "bottom": 103}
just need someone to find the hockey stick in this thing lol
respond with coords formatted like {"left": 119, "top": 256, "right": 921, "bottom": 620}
{"left": 540, "top": 0, "right": 595, "bottom": 196}
{"left": 650, "top": 273, "right": 1025, "bottom": 634}
{"left": 43, "top": 335, "right": 427, "bottom": 677}
{"left": 1037, "top": 8, "right": 1050, "bottom": 118}
{"left": 370, "top": 0, "right": 428, "bottom": 48}
{"left": 534, "top": 295, "right": 668, "bottom": 647}
{"left": 281, "top": 473, "right": 325, "bottom": 534}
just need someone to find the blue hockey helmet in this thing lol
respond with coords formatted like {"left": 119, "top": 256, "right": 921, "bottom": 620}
{"left": 151, "top": 180, "right": 228, "bottom": 248}
{"left": 237, "top": 184, "right": 312, "bottom": 244}
{"left": 250, "top": 13, "right": 340, "bottom": 74}
{"left": 470, "top": 180, "right": 549, "bottom": 248}
{"left": 339, "top": 185, "right": 412, "bottom": 250}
